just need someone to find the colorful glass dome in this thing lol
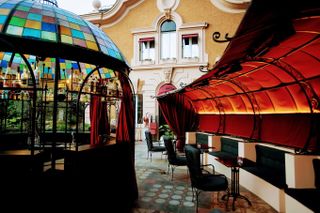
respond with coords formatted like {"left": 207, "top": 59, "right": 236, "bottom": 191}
{"left": 0, "top": 0, "right": 128, "bottom": 71}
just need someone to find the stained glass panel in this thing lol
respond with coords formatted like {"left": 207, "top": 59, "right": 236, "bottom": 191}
{"left": 0, "top": 0, "right": 126, "bottom": 65}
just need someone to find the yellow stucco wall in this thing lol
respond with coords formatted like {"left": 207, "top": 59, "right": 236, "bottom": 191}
{"left": 176, "top": 0, "right": 244, "bottom": 67}
{"left": 102, "top": 0, "right": 159, "bottom": 64}
{"left": 102, "top": 0, "right": 244, "bottom": 67}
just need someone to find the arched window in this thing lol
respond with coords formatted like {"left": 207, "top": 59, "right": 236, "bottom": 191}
{"left": 160, "top": 20, "right": 176, "bottom": 59}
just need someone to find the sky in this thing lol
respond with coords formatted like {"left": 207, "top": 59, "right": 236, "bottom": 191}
{"left": 58, "top": 0, "right": 117, "bottom": 15}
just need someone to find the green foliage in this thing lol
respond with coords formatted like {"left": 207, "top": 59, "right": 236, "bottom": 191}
{"left": 159, "top": 124, "right": 175, "bottom": 139}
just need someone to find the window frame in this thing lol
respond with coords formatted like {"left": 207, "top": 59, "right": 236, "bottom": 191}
{"left": 160, "top": 20, "right": 177, "bottom": 60}
{"left": 139, "top": 37, "right": 155, "bottom": 61}
{"left": 182, "top": 33, "right": 199, "bottom": 58}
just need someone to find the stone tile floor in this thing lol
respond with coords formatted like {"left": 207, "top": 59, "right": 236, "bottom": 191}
{"left": 132, "top": 141, "right": 277, "bottom": 213}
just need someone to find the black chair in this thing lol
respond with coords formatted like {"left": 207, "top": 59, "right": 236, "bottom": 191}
{"left": 185, "top": 144, "right": 229, "bottom": 213}
{"left": 163, "top": 136, "right": 187, "bottom": 180}
{"left": 145, "top": 130, "right": 166, "bottom": 162}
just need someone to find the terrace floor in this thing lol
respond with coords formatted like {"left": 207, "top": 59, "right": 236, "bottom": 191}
{"left": 132, "top": 141, "right": 277, "bottom": 213}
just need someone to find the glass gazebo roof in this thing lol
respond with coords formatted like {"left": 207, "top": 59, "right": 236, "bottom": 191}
{"left": 0, "top": 0, "right": 128, "bottom": 71}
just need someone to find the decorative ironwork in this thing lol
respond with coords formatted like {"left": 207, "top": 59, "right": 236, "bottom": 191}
{"left": 199, "top": 65, "right": 209, "bottom": 72}
{"left": 34, "top": 0, "right": 58, "bottom": 7}
{"left": 212, "top": 32, "right": 233, "bottom": 43}
{"left": 33, "top": 0, "right": 58, "bottom": 7}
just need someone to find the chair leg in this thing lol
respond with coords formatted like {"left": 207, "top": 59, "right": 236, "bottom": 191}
{"left": 191, "top": 186, "right": 195, "bottom": 201}
{"left": 195, "top": 190, "right": 201, "bottom": 213}
{"left": 171, "top": 166, "right": 175, "bottom": 181}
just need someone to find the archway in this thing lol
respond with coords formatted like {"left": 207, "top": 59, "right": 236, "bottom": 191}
{"left": 157, "top": 83, "right": 177, "bottom": 138}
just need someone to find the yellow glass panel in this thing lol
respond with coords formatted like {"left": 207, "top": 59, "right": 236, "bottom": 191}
{"left": 25, "top": 20, "right": 41, "bottom": 29}
{"left": 0, "top": 8, "right": 10, "bottom": 15}
{"left": 61, "top": 35, "right": 73, "bottom": 44}
{"left": 69, "top": 23, "right": 80, "bottom": 30}
{"left": 86, "top": 41, "right": 98, "bottom": 50}
{"left": 60, "top": 64, "right": 66, "bottom": 69}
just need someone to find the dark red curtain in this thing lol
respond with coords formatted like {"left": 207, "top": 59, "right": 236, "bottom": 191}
{"left": 116, "top": 74, "right": 135, "bottom": 143}
{"left": 115, "top": 72, "right": 138, "bottom": 202}
{"left": 157, "top": 93, "right": 198, "bottom": 151}
{"left": 90, "top": 95, "right": 110, "bottom": 145}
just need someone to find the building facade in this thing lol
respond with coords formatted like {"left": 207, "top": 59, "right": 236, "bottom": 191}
{"left": 82, "top": 0, "right": 249, "bottom": 140}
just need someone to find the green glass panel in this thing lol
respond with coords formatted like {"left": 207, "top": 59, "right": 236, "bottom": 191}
{"left": 41, "top": 31, "right": 57, "bottom": 41}
{"left": 6, "top": 25, "right": 23, "bottom": 35}
{"left": 16, "top": 5, "right": 30, "bottom": 12}
{"left": 9, "top": 16, "right": 26, "bottom": 27}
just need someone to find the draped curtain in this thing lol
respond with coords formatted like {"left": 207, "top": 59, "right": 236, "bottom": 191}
{"left": 116, "top": 73, "right": 135, "bottom": 143}
{"left": 157, "top": 93, "right": 198, "bottom": 151}
{"left": 115, "top": 72, "right": 138, "bottom": 202}
{"left": 90, "top": 95, "right": 110, "bottom": 145}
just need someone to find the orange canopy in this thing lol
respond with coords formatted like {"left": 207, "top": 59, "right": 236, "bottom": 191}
{"left": 158, "top": 0, "right": 320, "bottom": 152}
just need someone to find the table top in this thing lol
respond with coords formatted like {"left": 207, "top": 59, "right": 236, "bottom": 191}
{"left": 215, "top": 156, "right": 255, "bottom": 168}
{"left": 0, "top": 149, "right": 42, "bottom": 156}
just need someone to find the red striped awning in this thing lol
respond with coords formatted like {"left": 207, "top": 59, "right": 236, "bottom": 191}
{"left": 182, "top": 33, "right": 198, "bottom": 38}
{"left": 139, "top": 37, "right": 155, "bottom": 42}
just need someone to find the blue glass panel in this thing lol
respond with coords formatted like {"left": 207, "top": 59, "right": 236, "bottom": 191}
{"left": 27, "top": 13, "right": 42, "bottom": 21}
{"left": 1, "top": 60, "right": 7, "bottom": 67}
{"left": 20, "top": 1, "right": 32, "bottom": 7}
{"left": 23, "top": 28, "right": 41, "bottom": 38}
{"left": 72, "top": 63, "right": 79, "bottom": 69}
{"left": 1, "top": 3, "right": 16, "bottom": 9}
{"left": 0, "top": 15, "right": 7, "bottom": 24}
{"left": 71, "top": 29, "right": 84, "bottom": 39}
{"left": 42, "top": 22, "right": 56, "bottom": 32}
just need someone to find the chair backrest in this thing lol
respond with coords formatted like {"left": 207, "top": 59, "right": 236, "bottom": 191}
{"left": 163, "top": 136, "right": 176, "bottom": 163}
{"left": 185, "top": 145, "right": 202, "bottom": 185}
{"left": 145, "top": 130, "right": 153, "bottom": 150}
{"left": 313, "top": 159, "right": 320, "bottom": 189}
{"left": 149, "top": 122, "right": 157, "bottom": 135}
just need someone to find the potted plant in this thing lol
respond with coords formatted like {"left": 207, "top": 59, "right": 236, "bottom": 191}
{"left": 159, "top": 124, "right": 175, "bottom": 140}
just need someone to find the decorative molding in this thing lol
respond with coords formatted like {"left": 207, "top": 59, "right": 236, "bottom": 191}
{"left": 163, "top": 67, "right": 173, "bottom": 83}
{"left": 81, "top": 0, "right": 144, "bottom": 28}
{"left": 210, "top": 0, "right": 250, "bottom": 13}
{"left": 156, "top": 0, "right": 180, "bottom": 12}
{"left": 131, "top": 11, "right": 183, "bottom": 34}
{"left": 131, "top": 16, "right": 208, "bottom": 34}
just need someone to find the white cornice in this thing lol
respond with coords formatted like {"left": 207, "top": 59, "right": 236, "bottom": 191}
{"left": 131, "top": 21, "right": 208, "bottom": 34}
{"left": 180, "top": 22, "right": 208, "bottom": 29}
{"left": 81, "top": 0, "right": 144, "bottom": 28}
{"left": 131, "top": 62, "right": 208, "bottom": 71}
{"left": 210, "top": 0, "right": 250, "bottom": 13}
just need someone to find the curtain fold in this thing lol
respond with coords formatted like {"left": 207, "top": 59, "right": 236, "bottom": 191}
{"left": 90, "top": 95, "right": 100, "bottom": 145}
{"left": 116, "top": 73, "right": 135, "bottom": 143}
{"left": 157, "top": 93, "right": 198, "bottom": 151}
{"left": 90, "top": 95, "right": 110, "bottom": 145}
{"left": 115, "top": 72, "right": 138, "bottom": 202}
